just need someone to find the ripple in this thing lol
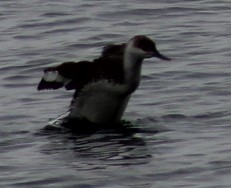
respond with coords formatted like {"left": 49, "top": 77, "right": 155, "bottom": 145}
{"left": 18, "top": 17, "right": 89, "bottom": 29}
{"left": 162, "top": 114, "right": 188, "bottom": 120}
{"left": 41, "top": 12, "right": 71, "bottom": 18}
{"left": 193, "top": 111, "right": 230, "bottom": 120}
{"left": 1, "top": 0, "right": 231, "bottom": 187}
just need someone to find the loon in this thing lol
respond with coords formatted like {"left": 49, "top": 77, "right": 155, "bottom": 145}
{"left": 38, "top": 35, "right": 170, "bottom": 125}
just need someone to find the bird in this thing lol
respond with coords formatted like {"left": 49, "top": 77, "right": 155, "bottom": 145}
{"left": 38, "top": 35, "right": 170, "bottom": 125}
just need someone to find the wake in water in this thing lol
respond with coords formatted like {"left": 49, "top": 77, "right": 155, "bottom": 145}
{"left": 45, "top": 111, "right": 146, "bottom": 135}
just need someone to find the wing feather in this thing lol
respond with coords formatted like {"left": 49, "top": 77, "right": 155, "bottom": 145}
{"left": 38, "top": 52, "right": 124, "bottom": 93}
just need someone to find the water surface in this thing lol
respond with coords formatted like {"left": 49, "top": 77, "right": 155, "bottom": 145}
{"left": 0, "top": 0, "right": 231, "bottom": 187}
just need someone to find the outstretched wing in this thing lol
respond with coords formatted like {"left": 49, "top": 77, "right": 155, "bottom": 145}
{"left": 37, "top": 57, "right": 124, "bottom": 93}
{"left": 37, "top": 61, "right": 94, "bottom": 91}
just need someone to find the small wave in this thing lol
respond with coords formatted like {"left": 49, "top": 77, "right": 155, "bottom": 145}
{"left": 2, "top": 75, "right": 29, "bottom": 81}
{"left": 162, "top": 113, "right": 188, "bottom": 120}
{"left": 159, "top": 111, "right": 229, "bottom": 121}
{"left": 41, "top": 12, "right": 71, "bottom": 18}
{"left": 193, "top": 111, "right": 229, "bottom": 119}
{"left": 18, "top": 17, "right": 89, "bottom": 29}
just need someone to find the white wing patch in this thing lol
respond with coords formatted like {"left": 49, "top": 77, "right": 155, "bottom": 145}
{"left": 43, "top": 71, "right": 70, "bottom": 85}
{"left": 43, "top": 71, "right": 59, "bottom": 82}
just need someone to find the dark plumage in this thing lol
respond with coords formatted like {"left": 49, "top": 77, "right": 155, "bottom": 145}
{"left": 38, "top": 35, "right": 170, "bottom": 124}
{"left": 101, "top": 43, "right": 126, "bottom": 57}
{"left": 37, "top": 41, "right": 128, "bottom": 93}
{"left": 37, "top": 57, "right": 124, "bottom": 96}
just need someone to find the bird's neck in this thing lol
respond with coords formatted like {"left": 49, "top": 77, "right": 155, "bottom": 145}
{"left": 123, "top": 46, "right": 143, "bottom": 94}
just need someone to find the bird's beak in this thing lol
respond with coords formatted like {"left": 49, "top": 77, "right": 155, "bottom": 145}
{"left": 150, "top": 49, "right": 171, "bottom": 61}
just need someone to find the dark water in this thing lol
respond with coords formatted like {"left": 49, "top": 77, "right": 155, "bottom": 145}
{"left": 0, "top": 0, "right": 231, "bottom": 187}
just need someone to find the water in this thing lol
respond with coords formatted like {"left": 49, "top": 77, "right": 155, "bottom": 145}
{"left": 0, "top": 0, "right": 231, "bottom": 187}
